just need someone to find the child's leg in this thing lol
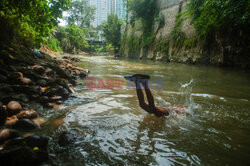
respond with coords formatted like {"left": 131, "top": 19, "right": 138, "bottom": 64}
{"left": 135, "top": 81, "right": 152, "bottom": 113}
{"left": 141, "top": 80, "right": 156, "bottom": 110}
{"left": 141, "top": 80, "right": 169, "bottom": 116}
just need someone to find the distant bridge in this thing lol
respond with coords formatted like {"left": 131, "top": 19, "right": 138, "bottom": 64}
{"left": 87, "top": 40, "right": 106, "bottom": 46}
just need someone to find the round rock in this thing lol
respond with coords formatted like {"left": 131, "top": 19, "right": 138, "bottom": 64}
{"left": 20, "top": 77, "right": 32, "bottom": 85}
{"left": 7, "top": 101, "right": 22, "bottom": 116}
{"left": 16, "top": 109, "right": 38, "bottom": 120}
{"left": 0, "top": 129, "right": 20, "bottom": 144}
{"left": 12, "top": 119, "right": 40, "bottom": 131}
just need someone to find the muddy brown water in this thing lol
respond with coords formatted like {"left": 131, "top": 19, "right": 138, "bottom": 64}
{"left": 38, "top": 55, "right": 250, "bottom": 165}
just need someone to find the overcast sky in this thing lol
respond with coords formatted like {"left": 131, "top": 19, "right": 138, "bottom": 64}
{"left": 58, "top": 12, "right": 68, "bottom": 27}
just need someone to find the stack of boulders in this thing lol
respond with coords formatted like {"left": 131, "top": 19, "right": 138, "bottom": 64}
{"left": 0, "top": 101, "right": 40, "bottom": 129}
{"left": 0, "top": 129, "right": 49, "bottom": 166}
{"left": 0, "top": 100, "right": 48, "bottom": 165}
{"left": 62, "top": 55, "right": 81, "bottom": 62}
{"left": 0, "top": 51, "right": 88, "bottom": 109}
{"left": 0, "top": 45, "right": 89, "bottom": 165}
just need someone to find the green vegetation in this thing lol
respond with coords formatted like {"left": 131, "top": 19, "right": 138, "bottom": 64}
{"left": 0, "top": 0, "right": 71, "bottom": 47}
{"left": 65, "top": 0, "right": 95, "bottom": 28}
{"left": 102, "top": 14, "right": 123, "bottom": 52}
{"left": 128, "top": 0, "right": 158, "bottom": 48}
{"left": 123, "top": 0, "right": 248, "bottom": 61}
{"left": 46, "top": 38, "right": 63, "bottom": 52}
{"left": 49, "top": 25, "right": 89, "bottom": 52}
{"left": 47, "top": 0, "right": 97, "bottom": 53}
{"left": 128, "top": 0, "right": 157, "bottom": 32}
{"left": 155, "top": 13, "right": 165, "bottom": 29}
{"left": 154, "top": 39, "right": 170, "bottom": 54}
{"left": 187, "top": 0, "right": 249, "bottom": 38}
{"left": 89, "top": 43, "right": 113, "bottom": 56}
{"left": 0, "top": 0, "right": 94, "bottom": 54}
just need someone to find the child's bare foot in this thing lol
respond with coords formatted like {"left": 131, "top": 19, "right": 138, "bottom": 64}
{"left": 132, "top": 74, "right": 150, "bottom": 80}
{"left": 124, "top": 74, "right": 150, "bottom": 81}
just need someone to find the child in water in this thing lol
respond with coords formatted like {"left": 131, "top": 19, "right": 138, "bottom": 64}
{"left": 125, "top": 74, "right": 185, "bottom": 117}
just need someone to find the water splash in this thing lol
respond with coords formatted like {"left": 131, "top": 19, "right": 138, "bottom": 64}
{"left": 178, "top": 79, "right": 200, "bottom": 115}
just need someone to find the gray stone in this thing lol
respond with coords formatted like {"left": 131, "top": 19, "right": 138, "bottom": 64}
{"left": 0, "top": 129, "right": 20, "bottom": 144}
{"left": 12, "top": 119, "right": 40, "bottom": 131}
{"left": 16, "top": 109, "right": 38, "bottom": 120}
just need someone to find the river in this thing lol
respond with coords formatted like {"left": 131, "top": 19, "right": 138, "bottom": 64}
{"left": 38, "top": 55, "right": 250, "bottom": 165}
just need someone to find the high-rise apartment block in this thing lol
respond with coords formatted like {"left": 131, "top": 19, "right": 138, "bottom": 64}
{"left": 88, "top": 0, "right": 126, "bottom": 27}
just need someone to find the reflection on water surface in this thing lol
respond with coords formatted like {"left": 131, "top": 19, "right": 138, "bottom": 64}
{"left": 39, "top": 56, "right": 250, "bottom": 165}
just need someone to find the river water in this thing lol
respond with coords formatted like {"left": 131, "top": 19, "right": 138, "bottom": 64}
{"left": 39, "top": 55, "right": 250, "bottom": 165}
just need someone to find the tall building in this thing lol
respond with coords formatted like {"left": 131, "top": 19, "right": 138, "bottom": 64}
{"left": 88, "top": 0, "right": 126, "bottom": 27}
{"left": 88, "top": 0, "right": 107, "bottom": 27}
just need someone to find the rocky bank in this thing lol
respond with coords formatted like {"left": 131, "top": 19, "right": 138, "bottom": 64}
{"left": 0, "top": 43, "right": 88, "bottom": 165}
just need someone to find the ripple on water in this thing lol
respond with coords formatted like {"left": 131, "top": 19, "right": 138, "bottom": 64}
{"left": 46, "top": 55, "right": 250, "bottom": 165}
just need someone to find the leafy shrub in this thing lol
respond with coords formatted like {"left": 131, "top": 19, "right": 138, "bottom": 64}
{"left": 187, "top": 0, "right": 249, "bottom": 38}
{"left": 170, "top": 27, "right": 186, "bottom": 48}
{"left": 46, "top": 38, "right": 62, "bottom": 52}
{"left": 128, "top": 0, "right": 157, "bottom": 34}
{"left": 0, "top": 0, "right": 71, "bottom": 47}
{"left": 102, "top": 14, "right": 123, "bottom": 50}
{"left": 55, "top": 25, "right": 89, "bottom": 52}
{"left": 155, "top": 13, "right": 165, "bottom": 28}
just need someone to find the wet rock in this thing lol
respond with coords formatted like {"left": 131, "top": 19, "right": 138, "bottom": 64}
{"left": 11, "top": 85, "right": 42, "bottom": 96}
{"left": 58, "top": 132, "right": 77, "bottom": 147}
{"left": 7, "top": 101, "right": 22, "bottom": 116}
{"left": 0, "top": 68, "right": 8, "bottom": 75}
{"left": 38, "top": 96, "right": 49, "bottom": 103}
{"left": 56, "top": 100, "right": 64, "bottom": 104}
{"left": 74, "top": 70, "right": 80, "bottom": 75}
{"left": 4, "top": 137, "right": 25, "bottom": 147}
{"left": 25, "top": 136, "right": 48, "bottom": 151}
{"left": 56, "top": 79, "right": 75, "bottom": 92}
{"left": 53, "top": 65, "right": 72, "bottom": 80}
{"left": 79, "top": 71, "right": 87, "bottom": 78}
{"left": 49, "top": 96, "right": 62, "bottom": 102}
{"left": 0, "top": 74, "right": 7, "bottom": 82}
{"left": 44, "top": 86, "right": 69, "bottom": 98}
{"left": 31, "top": 94, "right": 39, "bottom": 100}
{"left": 10, "top": 85, "right": 40, "bottom": 95}
{"left": 12, "top": 94, "right": 29, "bottom": 103}
{"left": 29, "top": 86, "right": 43, "bottom": 95}
{"left": 16, "top": 109, "right": 38, "bottom": 120}
{"left": 59, "top": 87, "right": 70, "bottom": 99}
{"left": 21, "top": 69, "right": 42, "bottom": 80}
{"left": 44, "top": 103, "right": 54, "bottom": 109}
{"left": 0, "top": 103, "right": 7, "bottom": 125}
{"left": 0, "top": 146, "right": 48, "bottom": 166}
{"left": 0, "top": 129, "right": 20, "bottom": 144}
{"left": 9, "top": 84, "right": 26, "bottom": 92}
{"left": 43, "top": 87, "right": 57, "bottom": 97}
{"left": 37, "top": 79, "right": 47, "bottom": 86}
{"left": 20, "top": 77, "right": 32, "bottom": 85}
{"left": 8, "top": 72, "right": 23, "bottom": 81}
{"left": 62, "top": 56, "right": 81, "bottom": 62}
{"left": 44, "top": 68, "right": 55, "bottom": 77}
{"left": 4, "top": 116, "right": 18, "bottom": 126}
{"left": 12, "top": 119, "right": 40, "bottom": 131}
{"left": 32, "top": 65, "right": 45, "bottom": 73}
{"left": 32, "top": 117, "right": 45, "bottom": 126}
{"left": 0, "top": 85, "right": 14, "bottom": 93}
{"left": 46, "top": 78, "right": 57, "bottom": 86}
